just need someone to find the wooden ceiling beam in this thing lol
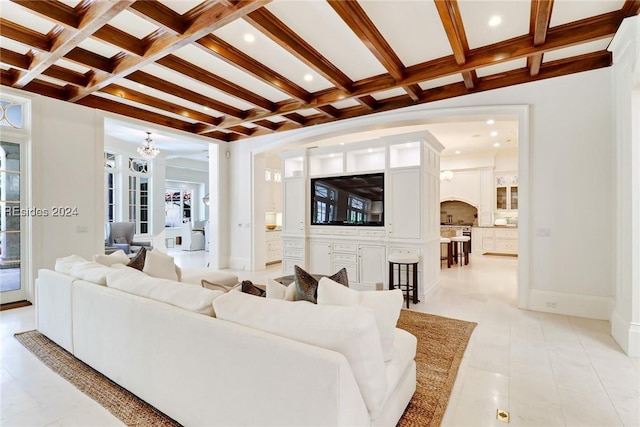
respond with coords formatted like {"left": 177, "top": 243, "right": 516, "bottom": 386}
{"left": 403, "top": 85, "right": 422, "bottom": 102}
{"left": 101, "top": 84, "right": 223, "bottom": 126}
{"left": 622, "top": 0, "right": 640, "bottom": 16}
{"left": 12, "top": 1, "right": 134, "bottom": 88}
{"left": 196, "top": 35, "right": 311, "bottom": 102}
{"left": 126, "top": 70, "right": 245, "bottom": 118}
{"left": 356, "top": 95, "right": 378, "bottom": 110}
{"left": 10, "top": 0, "right": 78, "bottom": 28}
{"left": 67, "top": 0, "right": 270, "bottom": 102}
{"left": 0, "top": 48, "right": 30, "bottom": 70}
{"left": 528, "top": 0, "right": 554, "bottom": 76}
{"left": 245, "top": 7, "right": 353, "bottom": 92}
{"left": 156, "top": 55, "right": 275, "bottom": 111}
{"left": 129, "top": 0, "right": 185, "bottom": 34}
{"left": 0, "top": 18, "right": 52, "bottom": 51}
{"left": 316, "top": 105, "right": 341, "bottom": 118}
{"left": 434, "top": 0, "right": 476, "bottom": 89}
{"left": 65, "top": 47, "right": 113, "bottom": 73}
{"left": 93, "top": 25, "right": 146, "bottom": 57}
{"left": 328, "top": 0, "right": 405, "bottom": 82}
{"left": 44, "top": 64, "right": 88, "bottom": 87}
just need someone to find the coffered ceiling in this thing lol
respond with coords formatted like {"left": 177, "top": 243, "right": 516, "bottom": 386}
{"left": 1, "top": 0, "right": 637, "bottom": 144}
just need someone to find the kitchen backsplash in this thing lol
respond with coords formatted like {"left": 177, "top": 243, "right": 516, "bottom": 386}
{"left": 440, "top": 201, "right": 478, "bottom": 225}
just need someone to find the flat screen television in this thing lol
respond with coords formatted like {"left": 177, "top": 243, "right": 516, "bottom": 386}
{"left": 311, "top": 172, "right": 384, "bottom": 226}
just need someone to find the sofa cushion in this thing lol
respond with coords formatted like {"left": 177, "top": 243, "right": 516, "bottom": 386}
{"left": 143, "top": 249, "right": 179, "bottom": 281}
{"left": 107, "top": 269, "right": 223, "bottom": 316}
{"left": 54, "top": 254, "right": 88, "bottom": 275}
{"left": 293, "top": 265, "right": 348, "bottom": 303}
{"left": 318, "top": 278, "right": 403, "bottom": 362}
{"left": 92, "top": 250, "right": 130, "bottom": 267}
{"left": 213, "top": 291, "right": 387, "bottom": 414}
{"left": 67, "top": 262, "right": 115, "bottom": 286}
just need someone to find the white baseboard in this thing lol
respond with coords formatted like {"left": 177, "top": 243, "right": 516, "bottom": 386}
{"left": 611, "top": 310, "right": 640, "bottom": 357}
{"left": 528, "top": 289, "right": 613, "bottom": 320}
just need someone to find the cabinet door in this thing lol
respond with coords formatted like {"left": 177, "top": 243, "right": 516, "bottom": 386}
{"left": 283, "top": 178, "right": 305, "bottom": 235}
{"left": 388, "top": 168, "right": 421, "bottom": 239}
{"left": 496, "top": 186, "right": 507, "bottom": 210}
{"left": 308, "top": 241, "right": 332, "bottom": 275}
{"left": 358, "top": 244, "right": 386, "bottom": 288}
{"left": 510, "top": 186, "right": 518, "bottom": 210}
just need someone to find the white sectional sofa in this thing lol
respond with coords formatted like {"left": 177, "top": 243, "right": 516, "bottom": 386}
{"left": 35, "top": 258, "right": 417, "bottom": 427}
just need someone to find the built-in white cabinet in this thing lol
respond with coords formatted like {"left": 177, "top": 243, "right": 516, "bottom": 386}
{"left": 265, "top": 231, "right": 282, "bottom": 264}
{"left": 282, "top": 178, "right": 305, "bottom": 235}
{"left": 388, "top": 168, "right": 421, "bottom": 240}
{"left": 495, "top": 174, "right": 518, "bottom": 211}
{"left": 280, "top": 131, "right": 443, "bottom": 294}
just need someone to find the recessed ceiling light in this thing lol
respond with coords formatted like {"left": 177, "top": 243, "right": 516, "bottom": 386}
{"left": 244, "top": 33, "right": 255, "bottom": 43}
{"left": 489, "top": 16, "right": 502, "bottom": 27}
{"left": 455, "top": 150, "right": 461, "bottom": 155}
{"left": 486, "top": 119, "right": 495, "bottom": 125}
{"left": 304, "top": 74, "right": 313, "bottom": 82}
{"left": 490, "top": 131, "right": 498, "bottom": 137}
{"left": 493, "top": 142, "right": 501, "bottom": 147}
{"left": 367, "top": 148, "right": 373, "bottom": 153}
{"left": 138, "top": 84, "right": 145, "bottom": 89}
{"left": 340, "top": 142, "right": 345, "bottom": 145}
{"left": 203, "top": 106, "right": 209, "bottom": 111}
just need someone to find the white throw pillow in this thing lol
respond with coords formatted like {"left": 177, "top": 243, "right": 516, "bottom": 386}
{"left": 317, "top": 277, "right": 403, "bottom": 362}
{"left": 265, "top": 278, "right": 297, "bottom": 301}
{"left": 92, "top": 250, "right": 130, "bottom": 267}
{"left": 213, "top": 291, "right": 387, "bottom": 414}
{"left": 54, "top": 254, "right": 88, "bottom": 275}
{"left": 143, "top": 249, "right": 179, "bottom": 281}
{"left": 107, "top": 269, "right": 223, "bottom": 316}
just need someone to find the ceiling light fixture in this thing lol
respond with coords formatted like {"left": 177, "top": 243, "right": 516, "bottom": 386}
{"left": 486, "top": 119, "right": 495, "bottom": 125}
{"left": 490, "top": 131, "right": 498, "bottom": 137}
{"left": 440, "top": 170, "right": 454, "bottom": 182}
{"left": 455, "top": 150, "right": 461, "bottom": 155}
{"left": 304, "top": 73, "right": 313, "bottom": 82}
{"left": 137, "top": 131, "right": 160, "bottom": 160}
{"left": 489, "top": 16, "right": 502, "bottom": 27}
{"left": 493, "top": 142, "right": 501, "bottom": 147}
{"left": 244, "top": 33, "right": 255, "bottom": 43}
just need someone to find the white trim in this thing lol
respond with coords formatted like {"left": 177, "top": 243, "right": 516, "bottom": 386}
{"left": 611, "top": 309, "right": 640, "bottom": 357}
{"left": 529, "top": 289, "right": 614, "bottom": 320}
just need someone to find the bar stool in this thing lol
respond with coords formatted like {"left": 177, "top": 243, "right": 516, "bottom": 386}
{"left": 388, "top": 253, "right": 420, "bottom": 308}
{"left": 440, "top": 237, "right": 452, "bottom": 268}
{"left": 450, "top": 236, "right": 471, "bottom": 266}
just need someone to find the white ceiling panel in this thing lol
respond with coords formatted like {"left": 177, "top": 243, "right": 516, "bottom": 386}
{"left": 419, "top": 74, "right": 464, "bottom": 90}
{"left": 459, "top": 0, "right": 530, "bottom": 49}
{"left": 330, "top": 99, "right": 360, "bottom": 109}
{"left": 57, "top": 0, "right": 83, "bottom": 8}
{"left": 107, "top": 9, "right": 159, "bottom": 39}
{"left": 78, "top": 38, "right": 122, "bottom": 59}
{"left": 550, "top": 0, "right": 625, "bottom": 27}
{"left": 0, "top": 36, "right": 31, "bottom": 55}
{"left": 1, "top": 2, "right": 57, "bottom": 35}
{"left": 475, "top": 58, "right": 527, "bottom": 78}
{"left": 371, "top": 87, "right": 408, "bottom": 101}
{"left": 141, "top": 63, "right": 257, "bottom": 111}
{"left": 105, "top": 118, "right": 208, "bottom": 153}
{"left": 214, "top": 18, "right": 334, "bottom": 93}
{"left": 543, "top": 38, "right": 612, "bottom": 63}
{"left": 35, "top": 74, "right": 68, "bottom": 87}
{"left": 53, "top": 58, "right": 90, "bottom": 74}
{"left": 157, "top": 0, "right": 203, "bottom": 16}
{"left": 359, "top": 0, "right": 454, "bottom": 67}
{"left": 172, "top": 44, "right": 291, "bottom": 103}
{"left": 265, "top": 0, "right": 388, "bottom": 81}
{"left": 296, "top": 108, "right": 319, "bottom": 117}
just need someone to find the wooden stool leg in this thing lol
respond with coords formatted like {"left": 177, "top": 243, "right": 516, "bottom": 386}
{"left": 388, "top": 262, "right": 393, "bottom": 290}
{"left": 447, "top": 243, "right": 453, "bottom": 268}
{"left": 412, "top": 263, "right": 419, "bottom": 304}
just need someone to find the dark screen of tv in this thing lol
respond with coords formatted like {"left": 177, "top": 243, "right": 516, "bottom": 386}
{"left": 311, "top": 173, "right": 384, "bottom": 226}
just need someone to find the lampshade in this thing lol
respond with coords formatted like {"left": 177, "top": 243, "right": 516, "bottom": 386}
{"left": 370, "top": 201, "right": 383, "bottom": 214}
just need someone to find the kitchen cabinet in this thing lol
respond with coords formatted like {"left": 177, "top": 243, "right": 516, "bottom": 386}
{"left": 265, "top": 231, "right": 282, "bottom": 264}
{"left": 308, "top": 240, "right": 332, "bottom": 275}
{"left": 479, "top": 227, "right": 518, "bottom": 255}
{"left": 495, "top": 174, "right": 518, "bottom": 211}
{"left": 357, "top": 244, "right": 386, "bottom": 291}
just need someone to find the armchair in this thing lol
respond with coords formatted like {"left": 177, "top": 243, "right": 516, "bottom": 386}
{"left": 181, "top": 221, "right": 205, "bottom": 251}
{"left": 106, "top": 222, "right": 152, "bottom": 254}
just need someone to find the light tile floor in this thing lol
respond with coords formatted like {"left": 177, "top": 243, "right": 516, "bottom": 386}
{"left": 1, "top": 251, "right": 638, "bottom": 426}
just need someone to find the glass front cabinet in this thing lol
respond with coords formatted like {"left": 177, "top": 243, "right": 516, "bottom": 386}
{"left": 495, "top": 175, "right": 518, "bottom": 211}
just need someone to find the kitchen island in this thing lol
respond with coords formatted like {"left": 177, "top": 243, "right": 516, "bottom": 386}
{"left": 474, "top": 226, "right": 518, "bottom": 255}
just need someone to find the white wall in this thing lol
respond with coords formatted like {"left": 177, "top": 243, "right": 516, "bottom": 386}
{"left": 229, "top": 66, "right": 615, "bottom": 322}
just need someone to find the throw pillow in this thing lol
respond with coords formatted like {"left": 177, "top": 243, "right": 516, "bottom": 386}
{"left": 266, "top": 278, "right": 298, "bottom": 301}
{"left": 143, "top": 249, "right": 179, "bottom": 281}
{"left": 54, "top": 254, "right": 88, "bottom": 275}
{"left": 201, "top": 279, "right": 239, "bottom": 293}
{"left": 127, "top": 247, "right": 147, "bottom": 271}
{"left": 240, "top": 280, "right": 266, "bottom": 297}
{"left": 317, "top": 277, "right": 403, "bottom": 362}
{"left": 293, "top": 265, "right": 348, "bottom": 304}
{"left": 92, "top": 250, "right": 129, "bottom": 267}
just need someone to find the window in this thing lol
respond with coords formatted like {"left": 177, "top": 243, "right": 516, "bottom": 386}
{"left": 104, "top": 152, "right": 117, "bottom": 223}
{"left": 128, "top": 157, "right": 150, "bottom": 235}
{"left": 347, "top": 196, "right": 369, "bottom": 224}
{"left": 0, "top": 101, "right": 23, "bottom": 129}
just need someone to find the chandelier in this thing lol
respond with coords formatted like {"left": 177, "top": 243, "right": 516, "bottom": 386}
{"left": 137, "top": 131, "right": 160, "bottom": 160}
{"left": 440, "top": 170, "right": 454, "bottom": 183}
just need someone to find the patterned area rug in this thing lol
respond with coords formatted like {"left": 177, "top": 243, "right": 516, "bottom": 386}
{"left": 15, "top": 309, "right": 475, "bottom": 427}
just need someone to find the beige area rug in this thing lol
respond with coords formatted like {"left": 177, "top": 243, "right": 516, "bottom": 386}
{"left": 15, "top": 310, "right": 476, "bottom": 427}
